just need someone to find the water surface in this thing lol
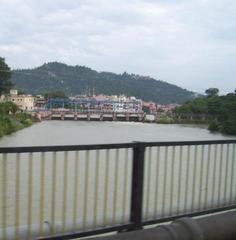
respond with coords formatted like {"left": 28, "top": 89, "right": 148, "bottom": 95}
{"left": 0, "top": 121, "right": 234, "bottom": 147}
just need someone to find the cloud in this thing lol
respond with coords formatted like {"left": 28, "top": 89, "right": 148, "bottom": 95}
{"left": 0, "top": 0, "right": 235, "bottom": 94}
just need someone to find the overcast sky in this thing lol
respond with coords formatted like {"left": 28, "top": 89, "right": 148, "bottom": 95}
{"left": 0, "top": 0, "right": 235, "bottom": 94}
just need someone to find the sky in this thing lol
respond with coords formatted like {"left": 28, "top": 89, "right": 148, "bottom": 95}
{"left": 0, "top": 0, "right": 235, "bottom": 94}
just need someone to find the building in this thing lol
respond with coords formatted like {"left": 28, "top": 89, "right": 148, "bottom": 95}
{"left": 156, "top": 104, "right": 179, "bottom": 115}
{"left": 62, "top": 94, "right": 143, "bottom": 113}
{"left": 0, "top": 94, "right": 6, "bottom": 103}
{"left": 142, "top": 101, "right": 157, "bottom": 114}
{"left": 35, "top": 95, "right": 46, "bottom": 109}
{"left": 8, "top": 89, "right": 35, "bottom": 111}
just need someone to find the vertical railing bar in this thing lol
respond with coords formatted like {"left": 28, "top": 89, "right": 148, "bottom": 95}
{"left": 27, "top": 153, "right": 33, "bottom": 240}
{"left": 121, "top": 148, "right": 129, "bottom": 224}
{"left": 62, "top": 152, "right": 68, "bottom": 234}
{"left": 169, "top": 146, "right": 176, "bottom": 215}
{"left": 177, "top": 146, "right": 183, "bottom": 214}
{"left": 161, "top": 147, "right": 168, "bottom": 217}
{"left": 130, "top": 143, "right": 145, "bottom": 229}
{"left": 145, "top": 147, "right": 152, "bottom": 219}
{"left": 51, "top": 152, "right": 57, "bottom": 235}
{"left": 191, "top": 145, "right": 198, "bottom": 211}
{"left": 142, "top": 148, "right": 148, "bottom": 220}
{"left": 103, "top": 149, "right": 110, "bottom": 226}
{"left": 218, "top": 144, "right": 224, "bottom": 206}
{"left": 112, "top": 149, "right": 119, "bottom": 224}
{"left": 230, "top": 144, "right": 236, "bottom": 203}
{"left": 73, "top": 151, "right": 80, "bottom": 231}
{"left": 83, "top": 151, "right": 90, "bottom": 231}
{"left": 2, "top": 153, "right": 7, "bottom": 240}
{"left": 223, "top": 144, "right": 230, "bottom": 204}
{"left": 211, "top": 144, "right": 218, "bottom": 207}
{"left": 204, "top": 145, "right": 211, "bottom": 209}
{"left": 184, "top": 146, "right": 191, "bottom": 213}
{"left": 39, "top": 152, "right": 46, "bottom": 237}
{"left": 93, "top": 150, "right": 100, "bottom": 228}
{"left": 154, "top": 147, "right": 160, "bottom": 217}
{"left": 15, "top": 153, "right": 20, "bottom": 240}
{"left": 198, "top": 145, "right": 205, "bottom": 210}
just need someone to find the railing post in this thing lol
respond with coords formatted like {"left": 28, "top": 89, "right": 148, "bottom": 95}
{"left": 130, "top": 143, "right": 145, "bottom": 229}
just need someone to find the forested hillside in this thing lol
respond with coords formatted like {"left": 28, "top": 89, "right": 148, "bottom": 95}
{"left": 11, "top": 62, "right": 196, "bottom": 104}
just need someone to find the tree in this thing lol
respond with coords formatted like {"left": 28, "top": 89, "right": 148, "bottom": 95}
{"left": 0, "top": 57, "right": 13, "bottom": 95}
{"left": 43, "top": 91, "right": 68, "bottom": 99}
{"left": 217, "top": 94, "right": 236, "bottom": 135}
{"left": 4, "top": 102, "right": 18, "bottom": 114}
{"left": 207, "top": 96, "right": 221, "bottom": 116}
{"left": 190, "top": 98, "right": 208, "bottom": 114}
{"left": 0, "top": 102, "right": 18, "bottom": 114}
{"left": 205, "top": 88, "right": 219, "bottom": 97}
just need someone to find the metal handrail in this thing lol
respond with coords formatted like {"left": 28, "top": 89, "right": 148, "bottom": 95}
{"left": 0, "top": 139, "right": 236, "bottom": 153}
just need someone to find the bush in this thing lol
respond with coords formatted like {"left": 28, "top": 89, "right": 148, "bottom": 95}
{"left": 0, "top": 103, "right": 37, "bottom": 137}
{"left": 220, "top": 120, "right": 236, "bottom": 135}
{"left": 156, "top": 116, "right": 175, "bottom": 124}
{"left": 0, "top": 102, "right": 18, "bottom": 114}
{"left": 208, "top": 120, "right": 219, "bottom": 132}
{"left": 0, "top": 115, "right": 18, "bottom": 135}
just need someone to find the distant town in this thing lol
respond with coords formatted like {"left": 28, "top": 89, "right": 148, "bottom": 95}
{"left": 0, "top": 89, "right": 178, "bottom": 122}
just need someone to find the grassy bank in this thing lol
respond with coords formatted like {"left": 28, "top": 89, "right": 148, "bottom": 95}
{"left": 0, "top": 102, "right": 38, "bottom": 137}
{"left": 157, "top": 113, "right": 235, "bottom": 136}
{"left": 156, "top": 116, "right": 209, "bottom": 125}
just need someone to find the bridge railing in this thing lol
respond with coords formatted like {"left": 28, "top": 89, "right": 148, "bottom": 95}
{"left": 0, "top": 140, "right": 235, "bottom": 240}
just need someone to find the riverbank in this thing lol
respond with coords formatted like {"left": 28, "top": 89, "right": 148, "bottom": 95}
{"left": 156, "top": 116, "right": 208, "bottom": 124}
{"left": 173, "top": 91, "right": 236, "bottom": 135}
{"left": 155, "top": 115, "right": 236, "bottom": 136}
{"left": 0, "top": 102, "right": 38, "bottom": 137}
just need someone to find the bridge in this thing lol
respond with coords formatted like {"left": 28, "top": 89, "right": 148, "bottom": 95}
{"left": 0, "top": 140, "right": 235, "bottom": 240}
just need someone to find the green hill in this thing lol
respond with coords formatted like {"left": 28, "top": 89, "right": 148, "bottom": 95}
{"left": 11, "top": 62, "right": 197, "bottom": 104}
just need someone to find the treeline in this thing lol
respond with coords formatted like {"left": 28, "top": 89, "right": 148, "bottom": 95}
{"left": 0, "top": 57, "right": 38, "bottom": 137}
{"left": 43, "top": 90, "right": 68, "bottom": 99}
{"left": 0, "top": 102, "right": 38, "bottom": 137}
{"left": 174, "top": 88, "right": 236, "bottom": 135}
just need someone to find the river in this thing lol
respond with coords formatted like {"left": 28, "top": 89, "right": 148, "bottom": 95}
{"left": 0, "top": 120, "right": 234, "bottom": 147}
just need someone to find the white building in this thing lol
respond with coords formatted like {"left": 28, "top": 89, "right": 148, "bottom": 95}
{"left": 0, "top": 94, "right": 6, "bottom": 103}
{"left": 9, "top": 89, "right": 34, "bottom": 111}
